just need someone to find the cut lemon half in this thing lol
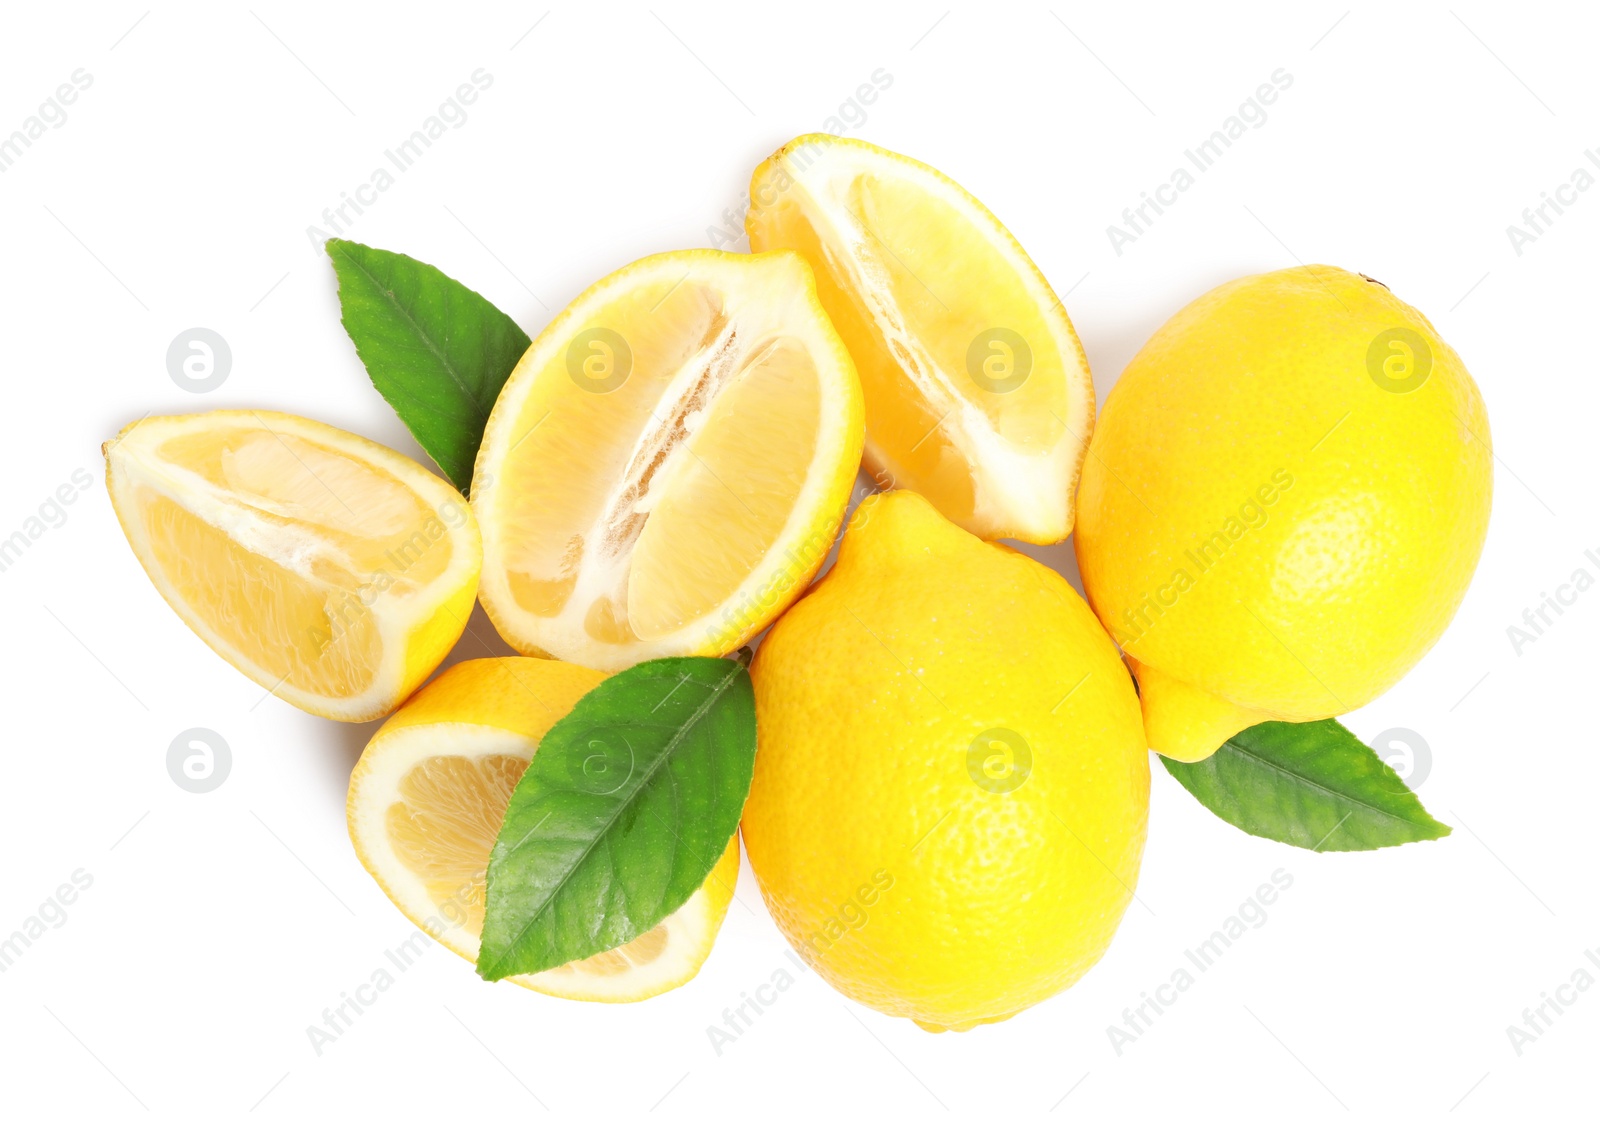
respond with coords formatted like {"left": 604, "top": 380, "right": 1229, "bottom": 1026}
{"left": 347, "top": 658, "right": 741, "bottom": 1001}
{"left": 105, "top": 411, "right": 480, "bottom": 722}
{"left": 472, "top": 249, "right": 863, "bottom": 671}
{"left": 746, "top": 134, "right": 1095, "bottom": 544}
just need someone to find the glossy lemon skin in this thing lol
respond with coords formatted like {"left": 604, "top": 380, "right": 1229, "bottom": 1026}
{"left": 742, "top": 491, "right": 1148, "bottom": 1030}
{"left": 1074, "top": 266, "right": 1492, "bottom": 760}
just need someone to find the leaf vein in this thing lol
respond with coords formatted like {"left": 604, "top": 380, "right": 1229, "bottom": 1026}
{"left": 335, "top": 243, "right": 491, "bottom": 422}
{"left": 481, "top": 660, "right": 743, "bottom": 977}
{"left": 1219, "top": 739, "right": 1431, "bottom": 829}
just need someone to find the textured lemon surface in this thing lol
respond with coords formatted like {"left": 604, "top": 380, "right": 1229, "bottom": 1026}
{"left": 746, "top": 134, "right": 1094, "bottom": 544}
{"left": 473, "top": 249, "right": 863, "bottom": 671}
{"left": 105, "top": 410, "right": 480, "bottom": 722}
{"left": 1075, "top": 266, "right": 1493, "bottom": 760}
{"left": 347, "top": 658, "right": 741, "bottom": 1002}
{"left": 742, "top": 491, "right": 1148, "bottom": 1030}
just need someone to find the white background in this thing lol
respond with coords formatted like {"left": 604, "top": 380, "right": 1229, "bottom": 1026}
{"left": 1, "top": 2, "right": 1595, "bottom": 1119}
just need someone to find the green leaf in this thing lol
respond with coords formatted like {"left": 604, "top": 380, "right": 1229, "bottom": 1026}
{"left": 1160, "top": 719, "right": 1451, "bottom": 851}
{"left": 477, "top": 656, "right": 756, "bottom": 980}
{"left": 326, "top": 238, "right": 530, "bottom": 492}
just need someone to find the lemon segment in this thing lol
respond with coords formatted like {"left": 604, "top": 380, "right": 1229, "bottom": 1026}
{"left": 745, "top": 134, "right": 1095, "bottom": 543}
{"left": 473, "top": 249, "right": 863, "bottom": 671}
{"left": 105, "top": 410, "right": 480, "bottom": 722}
{"left": 347, "top": 658, "right": 741, "bottom": 1002}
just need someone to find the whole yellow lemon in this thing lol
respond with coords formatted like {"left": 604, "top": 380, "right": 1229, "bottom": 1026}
{"left": 1075, "top": 266, "right": 1492, "bottom": 761}
{"left": 742, "top": 490, "right": 1148, "bottom": 1031}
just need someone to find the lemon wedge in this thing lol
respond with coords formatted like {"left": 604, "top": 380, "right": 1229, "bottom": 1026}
{"left": 347, "top": 657, "right": 741, "bottom": 1001}
{"left": 105, "top": 410, "right": 480, "bottom": 721}
{"left": 746, "top": 134, "right": 1094, "bottom": 543}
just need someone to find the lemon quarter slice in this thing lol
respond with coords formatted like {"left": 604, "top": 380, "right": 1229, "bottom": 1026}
{"left": 746, "top": 134, "right": 1095, "bottom": 544}
{"left": 105, "top": 410, "right": 480, "bottom": 721}
{"left": 347, "top": 657, "right": 741, "bottom": 1001}
{"left": 472, "top": 249, "right": 863, "bottom": 671}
